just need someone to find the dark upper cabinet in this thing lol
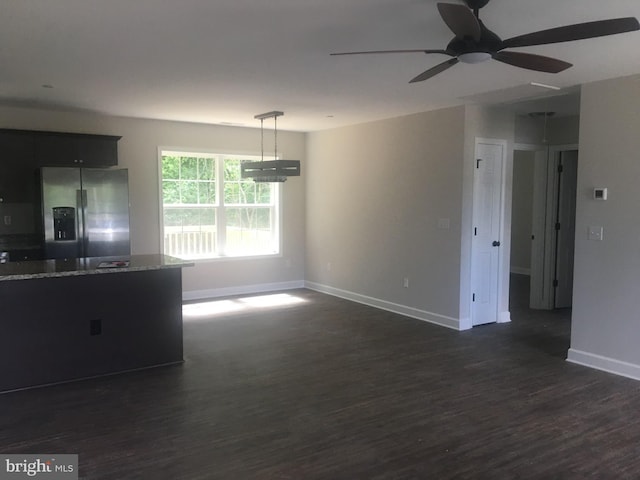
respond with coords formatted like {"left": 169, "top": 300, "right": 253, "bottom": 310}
{"left": 0, "top": 130, "right": 37, "bottom": 203}
{"left": 34, "top": 132, "right": 121, "bottom": 167}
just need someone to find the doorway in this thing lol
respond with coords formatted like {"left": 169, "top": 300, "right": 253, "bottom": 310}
{"left": 511, "top": 145, "right": 578, "bottom": 310}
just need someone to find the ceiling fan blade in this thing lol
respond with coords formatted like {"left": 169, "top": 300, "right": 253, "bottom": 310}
{"left": 501, "top": 17, "right": 640, "bottom": 49}
{"left": 409, "top": 58, "right": 459, "bottom": 83}
{"left": 437, "top": 3, "right": 481, "bottom": 42}
{"left": 492, "top": 51, "right": 572, "bottom": 73}
{"left": 331, "top": 49, "right": 451, "bottom": 56}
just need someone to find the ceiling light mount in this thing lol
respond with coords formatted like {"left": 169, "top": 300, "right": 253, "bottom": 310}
{"left": 241, "top": 111, "right": 301, "bottom": 183}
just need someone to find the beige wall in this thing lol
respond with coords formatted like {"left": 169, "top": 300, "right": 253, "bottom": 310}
{"left": 305, "top": 105, "right": 516, "bottom": 329}
{"left": 0, "top": 105, "right": 306, "bottom": 297}
{"left": 568, "top": 74, "right": 640, "bottom": 377}
{"left": 515, "top": 114, "right": 580, "bottom": 146}
{"left": 306, "top": 107, "right": 467, "bottom": 326}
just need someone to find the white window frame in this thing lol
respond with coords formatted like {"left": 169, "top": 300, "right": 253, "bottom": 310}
{"left": 158, "top": 147, "right": 282, "bottom": 261}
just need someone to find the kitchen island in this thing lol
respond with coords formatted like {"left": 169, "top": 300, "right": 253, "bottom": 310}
{"left": 0, "top": 254, "right": 193, "bottom": 393}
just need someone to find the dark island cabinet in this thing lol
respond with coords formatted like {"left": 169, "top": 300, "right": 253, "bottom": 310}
{"left": 0, "top": 130, "right": 37, "bottom": 203}
{"left": 0, "top": 263, "right": 186, "bottom": 393}
{"left": 34, "top": 131, "right": 121, "bottom": 167}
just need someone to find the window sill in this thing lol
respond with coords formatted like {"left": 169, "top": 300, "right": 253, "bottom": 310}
{"left": 175, "top": 252, "right": 282, "bottom": 264}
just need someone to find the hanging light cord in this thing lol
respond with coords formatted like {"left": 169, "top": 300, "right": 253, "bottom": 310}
{"left": 260, "top": 118, "right": 264, "bottom": 162}
{"left": 274, "top": 115, "right": 278, "bottom": 160}
{"left": 259, "top": 115, "right": 278, "bottom": 161}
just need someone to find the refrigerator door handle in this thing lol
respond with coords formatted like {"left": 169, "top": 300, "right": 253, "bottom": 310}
{"left": 77, "top": 189, "right": 88, "bottom": 258}
{"left": 81, "top": 189, "right": 88, "bottom": 257}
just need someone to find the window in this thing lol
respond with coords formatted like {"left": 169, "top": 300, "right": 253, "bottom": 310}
{"left": 160, "top": 150, "right": 280, "bottom": 260}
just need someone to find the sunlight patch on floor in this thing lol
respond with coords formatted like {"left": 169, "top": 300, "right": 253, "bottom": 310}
{"left": 183, "top": 293, "right": 307, "bottom": 320}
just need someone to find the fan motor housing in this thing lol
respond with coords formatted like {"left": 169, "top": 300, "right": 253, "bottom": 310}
{"left": 465, "top": 0, "right": 491, "bottom": 10}
{"left": 446, "top": 22, "right": 502, "bottom": 56}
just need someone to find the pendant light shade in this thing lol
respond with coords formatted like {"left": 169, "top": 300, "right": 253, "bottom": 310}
{"left": 241, "top": 111, "right": 301, "bottom": 183}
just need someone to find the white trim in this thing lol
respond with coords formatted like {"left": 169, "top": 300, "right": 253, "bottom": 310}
{"left": 567, "top": 349, "right": 640, "bottom": 381}
{"left": 498, "top": 310, "right": 511, "bottom": 324}
{"left": 183, "top": 280, "right": 305, "bottom": 301}
{"left": 305, "top": 281, "right": 462, "bottom": 331}
{"left": 458, "top": 317, "right": 472, "bottom": 331}
{"left": 514, "top": 143, "right": 546, "bottom": 151}
{"left": 510, "top": 267, "right": 531, "bottom": 276}
{"left": 549, "top": 143, "right": 579, "bottom": 153}
{"left": 470, "top": 137, "right": 509, "bottom": 327}
{"left": 157, "top": 147, "right": 282, "bottom": 260}
{"left": 157, "top": 146, "right": 165, "bottom": 255}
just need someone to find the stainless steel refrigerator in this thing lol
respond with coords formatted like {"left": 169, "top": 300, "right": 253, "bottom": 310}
{"left": 41, "top": 167, "right": 130, "bottom": 259}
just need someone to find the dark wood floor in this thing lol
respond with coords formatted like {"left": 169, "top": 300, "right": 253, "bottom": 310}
{"left": 2, "top": 277, "right": 640, "bottom": 479}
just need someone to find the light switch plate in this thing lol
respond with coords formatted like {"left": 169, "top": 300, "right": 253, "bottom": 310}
{"left": 588, "top": 226, "right": 603, "bottom": 241}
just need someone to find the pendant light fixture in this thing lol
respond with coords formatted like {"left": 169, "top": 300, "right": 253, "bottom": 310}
{"left": 241, "top": 111, "right": 301, "bottom": 183}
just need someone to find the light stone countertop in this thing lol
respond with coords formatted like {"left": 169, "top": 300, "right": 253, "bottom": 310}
{"left": 0, "top": 254, "right": 194, "bottom": 281}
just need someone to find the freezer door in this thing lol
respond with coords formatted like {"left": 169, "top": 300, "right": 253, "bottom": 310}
{"left": 42, "top": 167, "right": 82, "bottom": 259}
{"left": 81, "top": 168, "right": 130, "bottom": 257}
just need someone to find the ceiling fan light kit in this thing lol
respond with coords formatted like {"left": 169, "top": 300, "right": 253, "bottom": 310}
{"left": 331, "top": 1, "right": 640, "bottom": 83}
{"left": 458, "top": 52, "right": 492, "bottom": 64}
{"left": 241, "top": 111, "right": 301, "bottom": 183}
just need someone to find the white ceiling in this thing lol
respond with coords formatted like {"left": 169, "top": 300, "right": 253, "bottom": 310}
{"left": 1, "top": 0, "right": 639, "bottom": 132}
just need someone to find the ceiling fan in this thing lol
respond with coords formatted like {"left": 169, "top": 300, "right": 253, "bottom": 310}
{"left": 331, "top": 0, "right": 640, "bottom": 83}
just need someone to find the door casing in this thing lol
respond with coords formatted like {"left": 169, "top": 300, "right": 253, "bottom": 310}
{"left": 470, "top": 138, "right": 509, "bottom": 327}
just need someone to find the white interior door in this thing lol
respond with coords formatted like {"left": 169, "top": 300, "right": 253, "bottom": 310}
{"left": 471, "top": 139, "right": 505, "bottom": 326}
{"left": 529, "top": 148, "right": 554, "bottom": 310}
{"left": 554, "top": 150, "right": 578, "bottom": 308}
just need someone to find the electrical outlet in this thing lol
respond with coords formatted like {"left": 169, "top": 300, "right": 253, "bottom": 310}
{"left": 3, "top": 215, "right": 11, "bottom": 226}
{"left": 437, "top": 218, "right": 450, "bottom": 230}
{"left": 403, "top": 277, "right": 409, "bottom": 288}
{"left": 588, "top": 226, "right": 603, "bottom": 241}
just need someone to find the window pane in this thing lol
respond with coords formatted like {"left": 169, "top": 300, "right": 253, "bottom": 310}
{"left": 163, "top": 180, "right": 181, "bottom": 204}
{"left": 198, "top": 182, "right": 216, "bottom": 204}
{"left": 181, "top": 157, "right": 198, "bottom": 179}
{"left": 257, "top": 183, "right": 272, "bottom": 203}
{"left": 224, "top": 158, "right": 242, "bottom": 181}
{"left": 225, "top": 207, "right": 275, "bottom": 255}
{"left": 162, "top": 156, "right": 180, "bottom": 180}
{"left": 198, "top": 157, "right": 215, "bottom": 180}
{"left": 161, "top": 150, "right": 279, "bottom": 260}
{"left": 163, "top": 207, "right": 217, "bottom": 259}
{"left": 240, "top": 182, "right": 257, "bottom": 204}
{"left": 180, "top": 181, "right": 199, "bottom": 204}
{"left": 224, "top": 182, "right": 240, "bottom": 204}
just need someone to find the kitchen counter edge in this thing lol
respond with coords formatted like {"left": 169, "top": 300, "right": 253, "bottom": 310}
{"left": 0, "top": 254, "right": 194, "bottom": 281}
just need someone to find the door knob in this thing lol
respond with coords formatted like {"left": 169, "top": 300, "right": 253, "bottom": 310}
{"left": 492, "top": 241, "right": 501, "bottom": 247}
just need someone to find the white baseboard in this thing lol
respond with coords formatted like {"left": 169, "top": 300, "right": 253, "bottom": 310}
{"left": 305, "top": 281, "right": 462, "bottom": 331}
{"left": 498, "top": 310, "right": 512, "bottom": 323}
{"left": 567, "top": 348, "right": 640, "bottom": 381}
{"left": 183, "top": 280, "right": 305, "bottom": 302}
{"left": 510, "top": 267, "right": 531, "bottom": 276}
{"left": 458, "top": 317, "right": 472, "bottom": 331}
